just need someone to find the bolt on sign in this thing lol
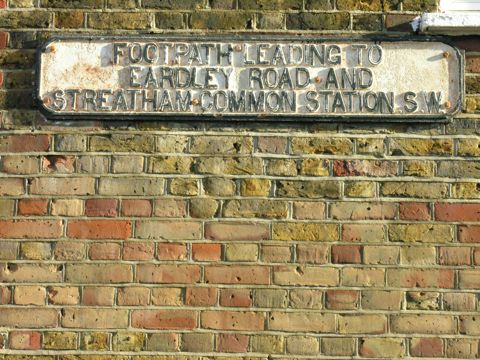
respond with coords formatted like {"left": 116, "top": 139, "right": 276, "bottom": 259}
{"left": 37, "top": 36, "right": 463, "bottom": 122}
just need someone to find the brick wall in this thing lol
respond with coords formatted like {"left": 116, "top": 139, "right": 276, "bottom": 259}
{"left": 1, "top": 0, "right": 480, "bottom": 359}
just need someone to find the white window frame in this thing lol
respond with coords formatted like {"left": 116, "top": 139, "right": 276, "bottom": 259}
{"left": 440, "top": 0, "right": 480, "bottom": 12}
{"left": 414, "top": 0, "right": 480, "bottom": 35}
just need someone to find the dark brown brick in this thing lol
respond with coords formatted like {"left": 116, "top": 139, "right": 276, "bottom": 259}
{"left": 385, "top": 14, "right": 416, "bottom": 32}
{"left": 466, "top": 76, "right": 480, "bottom": 94}
{"left": 337, "top": 0, "right": 382, "bottom": 10}
{"left": 190, "top": 11, "right": 253, "bottom": 30}
{"left": 305, "top": 0, "right": 334, "bottom": 10}
{"left": 88, "top": 12, "right": 151, "bottom": 30}
{"left": 55, "top": 11, "right": 84, "bottom": 28}
{"left": 211, "top": 0, "right": 236, "bottom": 9}
{"left": 0, "top": 11, "right": 51, "bottom": 28}
{"left": 397, "top": 0, "right": 437, "bottom": 11}
{"left": 287, "top": 12, "right": 350, "bottom": 30}
{"left": 143, "top": 0, "right": 205, "bottom": 9}
{"left": 155, "top": 12, "right": 184, "bottom": 29}
{"left": 353, "top": 14, "right": 382, "bottom": 31}
{"left": 239, "top": 0, "right": 302, "bottom": 10}
{"left": 41, "top": 0, "right": 103, "bottom": 7}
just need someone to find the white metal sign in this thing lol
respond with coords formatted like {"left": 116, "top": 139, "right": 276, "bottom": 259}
{"left": 37, "top": 36, "right": 463, "bottom": 121}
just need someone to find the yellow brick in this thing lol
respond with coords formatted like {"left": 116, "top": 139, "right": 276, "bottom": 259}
{"left": 240, "top": 179, "right": 271, "bottom": 196}
{"left": 389, "top": 224, "right": 453, "bottom": 243}
{"left": 273, "top": 223, "right": 338, "bottom": 241}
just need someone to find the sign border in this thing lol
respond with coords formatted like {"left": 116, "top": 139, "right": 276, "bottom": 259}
{"left": 35, "top": 34, "right": 464, "bottom": 123}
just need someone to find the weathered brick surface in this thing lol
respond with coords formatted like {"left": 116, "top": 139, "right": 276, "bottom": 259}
{"left": 1, "top": 1, "right": 479, "bottom": 358}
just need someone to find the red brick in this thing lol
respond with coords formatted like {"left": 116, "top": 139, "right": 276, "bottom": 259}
{"left": 220, "top": 288, "right": 252, "bottom": 307}
{"left": 192, "top": 243, "right": 222, "bottom": 261}
{"left": 217, "top": 333, "right": 249, "bottom": 353}
{"left": 0, "top": 32, "right": 7, "bottom": 48}
{"left": 410, "top": 338, "right": 444, "bottom": 357}
{"left": 444, "top": 293, "right": 476, "bottom": 311}
{"left": 185, "top": 287, "right": 217, "bottom": 306}
{"left": 333, "top": 160, "right": 398, "bottom": 177}
{"left": 157, "top": 243, "right": 187, "bottom": 260}
{"left": 387, "top": 269, "right": 455, "bottom": 288}
{"left": 326, "top": 290, "right": 359, "bottom": 310}
{"left": 3, "top": 134, "right": 50, "bottom": 152}
{"left": 42, "top": 155, "right": 75, "bottom": 173}
{"left": 466, "top": 56, "right": 480, "bottom": 73}
{"left": 9, "top": 331, "right": 41, "bottom": 350}
{"left": 88, "top": 242, "right": 121, "bottom": 260}
{"left": 0, "top": 178, "right": 24, "bottom": 195}
{"left": 257, "top": 136, "right": 287, "bottom": 153}
{"left": 205, "top": 222, "right": 270, "bottom": 241}
{"left": 117, "top": 287, "right": 150, "bottom": 306}
{"left": 0, "top": 220, "right": 62, "bottom": 238}
{"left": 205, "top": 265, "right": 270, "bottom": 285}
{"left": 297, "top": 244, "right": 329, "bottom": 264}
{"left": 459, "top": 225, "right": 480, "bottom": 243}
{"left": 439, "top": 247, "right": 471, "bottom": 265}
{"left": 17, "top": 199, "right": 48, "bottom": 216}
{"left": 436, "top": 203, "right": 480, "bottom": 221}
{"left": 400, "top": 202, "right": 430, "bottom": 220}
{"left": 123, "top": 242, "right": 154, "bottom": 260}
{"left": 453, "top": 36, "right": 480, "bottom": 51}
{"left": 332, "top": 245, "right": 362, "bottom": 264}
{"left": 67, "top": 220, "right": 131, "bottom": 239}
{"left": 121, "top": 199, "right": 152, "bottom": 216}
{"left": 0, "top": 0, "right": 5, "bottom": 8}
{"left": 262, "top": 245, "right": 292, "bottom": 263}
{"left": 0, "top": 286, "right": 11, "bottom": 304}
{"left": 201, "top": 311, "right": 264, "bottom": 331}
{"left": 85, "top": 199, "right": 118, "bottom": 217}
{"left": 132, "top": 310, "right": 196, "bottom": 329}
{"left": 82, "top": 286, "right": 115, "bottom": 306}
{"left": 137, "top": 264, "right": 201, "bottom": 284}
